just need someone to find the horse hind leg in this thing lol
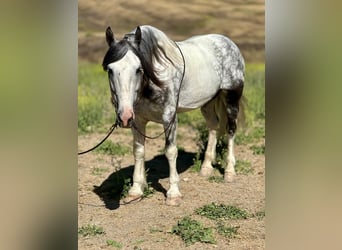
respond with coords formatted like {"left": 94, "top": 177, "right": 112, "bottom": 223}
{"left": 225, "top": 82, "right": 244, "bottom": 183}
{"left": 199, "top": 99, "right": 219, "bottom": 177}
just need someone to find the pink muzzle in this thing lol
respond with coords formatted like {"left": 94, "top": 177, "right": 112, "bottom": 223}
{"left": 120, "top": 108, "right": 135, "bottom": 128}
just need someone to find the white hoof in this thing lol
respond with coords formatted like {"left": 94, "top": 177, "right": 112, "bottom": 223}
{"left": 224, "top": 172, "right": 236, "bottom": 183}
{"left": 165, "top": 196, "right": 182, "bottom": 206}
{"left": 122, "top": 194, "right": 143, "bottom": 204}
{"left": 200, "top": 166, "right": 214, "bottom": 177}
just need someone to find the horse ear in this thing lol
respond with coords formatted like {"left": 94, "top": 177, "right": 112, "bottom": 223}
{"left": 135, "top": 26, "right": 142, "bottom": 46}
{"left": 106, "top": 26, "right": 115, "bottom": 47}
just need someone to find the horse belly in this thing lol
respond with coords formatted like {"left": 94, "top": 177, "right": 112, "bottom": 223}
{"left": 176, "top": 40, "right": 223, "bottom": 110}
{"left": 177, "top": 60, "right": 221, "bottom": 110}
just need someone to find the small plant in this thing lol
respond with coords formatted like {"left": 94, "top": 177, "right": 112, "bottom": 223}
{"left": 92, "top": 167, "right": 108, "bottom": 176}
{"left": 235, "top": 131, "right": 255, "bottom": 145}
{"left": 120, "top": 177, "right": 132, "bottom": 199}
{"left": 249, "top": 144, "right": 265, "bottom": 155}
{"left": 235, "top": 126, "right": 265, "bottom": 145}
{"left": 195, "top": 203, "right": 249, "bottom": 220}
{"left": 106, "top": 239, "right": 123, "bottom": 249}
{"left": 78, "top": 224, "right": 105, "bottom": 237}
{"left": 191, "top": 152, "right": 202, "bottom": 172}
{"left": 149, "top": 227, "right": 163, "bottom": 233}
{"left": 216, "top": 221, "right": 239, "bottom": 238}
{"left": 95, "top": 140, "right": 130, "bottom": 156}
{"left": 208, "top": 175, "right": 224, "bottom": 183}
{"left": 235, "top": 160, "right": 253, "bottom": 175}
{"left": 253, "top": 210, "right": 266, "bottom": 220}
{"left": 171, "top": 216, "right": 216, "bottom": 246}
{"left": 143, "top": 182, "right": 155, "bottom": 198}
{"left": 120, "top": 172, "right": 154, "bottom": 199}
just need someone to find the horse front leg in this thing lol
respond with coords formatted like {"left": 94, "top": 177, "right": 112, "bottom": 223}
{"left": 122, "top": 118, "right": 147, "bottom": 204}
{"left": 164, "top": 119, "right": 182, "bottom": 206}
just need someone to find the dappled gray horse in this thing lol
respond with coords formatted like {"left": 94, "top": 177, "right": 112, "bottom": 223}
{"left": 102, "top": 25, "right": 244, "bottom": 206}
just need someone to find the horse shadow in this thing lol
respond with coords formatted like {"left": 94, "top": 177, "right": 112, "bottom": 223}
{"left": 93, "top": 150, "right": 196, "bottom": 210}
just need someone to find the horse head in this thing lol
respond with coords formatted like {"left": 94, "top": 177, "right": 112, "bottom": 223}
{"left": 102, "top": 26, "right": 145, "bottom": 128}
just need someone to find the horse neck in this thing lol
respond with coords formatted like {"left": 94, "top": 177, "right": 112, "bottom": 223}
{"left": 142, "top": 26, "right": 183, "bottom": 81}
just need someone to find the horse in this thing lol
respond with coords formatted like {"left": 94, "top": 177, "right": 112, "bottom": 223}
{"left": 102, "top": 25, "right": 244, "bottom": 206}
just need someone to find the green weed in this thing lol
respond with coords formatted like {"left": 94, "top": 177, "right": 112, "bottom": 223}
{"left": 171, "top": 216, "right": 216, "bottom": 246}
{"left": 216, "top": 221, "right": 239, "bottom": 238}
{"left": 106, "top": 239, "right": 123, "bottom": 249}
{"left": 120, "top": 177, "right": 132, "bottom": 199}
{"left": 235, "top": 160, "right": 253, "bottom": 175}
{"left": 250, "top": 144, "right": 265, "bottom": 155}
{"left": 190, "top": 152, "right": 202, "bottom": 173}
{"left": 149, "top": 227, "right": 163, "bottom": 233}
{"left": 208, "top": 175, "right": 224, "bottom": 183}
{"left": 253, "top": 210, "right": 266, "bottom": 220}
{"left": 78, "top": 224, "right": 105, "bottom": 237}
{"left": 95, "top": 140, "right": 131, "bottom": 156}
{"left": 143, "top": 182, "right": 155, "bottom": 198}
{"left": 120, "top": 177, "right": 154, "bottom": 199}
{"left": 195, "top": 203, "right": 249, "bottom": 220}
{"left": 91, "top": 167, "right": 108, "bottom": 176}
{"left": 235, "top": 125, "right": 265, "bottom": 145}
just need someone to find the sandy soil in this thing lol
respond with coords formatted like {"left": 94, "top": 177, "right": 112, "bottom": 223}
{"left": 78, "top": 124, "right": 265, "bottom": 249}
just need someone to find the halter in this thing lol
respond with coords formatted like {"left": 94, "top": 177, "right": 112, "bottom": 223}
{"left": 78, "top": 42, "right": 185, "bottom": 155}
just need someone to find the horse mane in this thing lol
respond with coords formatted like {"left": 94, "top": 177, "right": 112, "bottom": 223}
{"left": 102, "top": 26, "right": 177, "bottom": 90}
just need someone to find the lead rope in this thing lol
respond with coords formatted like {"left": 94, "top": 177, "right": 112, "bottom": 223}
{"left": 78, "top": 122, "right": 118, "bottom": 155}
{"left": 132, "top": 42, "right": 186, "bottom": 140}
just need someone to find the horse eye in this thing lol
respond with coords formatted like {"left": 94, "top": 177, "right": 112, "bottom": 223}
{"left": 136, "top": 67, "right": 143, "bottom": 74}
{"left": 107, "top": 68, "right": 113, "bottom": 74}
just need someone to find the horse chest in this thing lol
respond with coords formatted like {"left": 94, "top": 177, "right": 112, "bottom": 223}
{"left": 135, "top": 100, "right": 166, "bottom": 123}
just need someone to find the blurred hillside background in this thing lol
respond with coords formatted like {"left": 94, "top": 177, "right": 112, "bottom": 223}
{"left": 78, "top": 0, "right": 264, "bottom": 63}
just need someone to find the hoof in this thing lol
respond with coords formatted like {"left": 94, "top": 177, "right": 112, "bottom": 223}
{"left": 199, "top": 167, "right": 214, "bottom": 177}
{"left": 122, "top": 194, "right": 142, "bottom": 204}
{"left": 165, "top": 196, "right": 182, "bottom": 206}
{"left": 224, "top": 172, "right": 236, "bottom": 183}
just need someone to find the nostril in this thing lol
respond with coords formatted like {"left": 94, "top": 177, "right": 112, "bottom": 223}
{"left": 116, "top": 112, "right": 123, "bottom": 126}
{"left": 127, "top": 117, "right": 134, "bottom": 127}
{"left": 119, "top": 108, "right": 134, "bottom": 127}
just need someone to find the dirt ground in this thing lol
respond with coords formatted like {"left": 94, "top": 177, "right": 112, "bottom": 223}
{"left": 78, "top": 124, "right": 265, "bottom": 249}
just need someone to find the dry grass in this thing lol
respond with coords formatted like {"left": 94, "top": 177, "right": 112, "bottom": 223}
{"left": 78, "top": 0, "right": 264, "bottom": 63}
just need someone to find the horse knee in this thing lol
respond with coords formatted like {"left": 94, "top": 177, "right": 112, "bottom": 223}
{"left": 165, "top": 145, "right": 178, "bottom": 160}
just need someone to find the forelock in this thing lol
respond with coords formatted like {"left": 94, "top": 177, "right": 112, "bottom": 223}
{"left": 102, "top": 40, "right": 130, "bottom": 70}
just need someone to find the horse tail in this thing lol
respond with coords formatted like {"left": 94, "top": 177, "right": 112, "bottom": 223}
{"left": 237, "top": 94, "right": 246, "bottom": 129}
{"left": 215, "top": 82, "right": 245, "bottom": 136}
{"left": 214, "top": 91, "right": 229, "bottom": 136}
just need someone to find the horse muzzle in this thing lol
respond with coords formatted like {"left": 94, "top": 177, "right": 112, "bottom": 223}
{"left": 117, "top": 108, "right": 135, "bottom": 128}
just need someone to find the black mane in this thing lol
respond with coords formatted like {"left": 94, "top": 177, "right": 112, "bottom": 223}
{"left": 102, "top": 27, "right": 173, "bottom": 90}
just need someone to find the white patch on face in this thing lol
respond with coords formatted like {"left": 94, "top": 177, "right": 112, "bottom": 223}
{"left": 107, "top": 50, "right": 142, "bottom": 109}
